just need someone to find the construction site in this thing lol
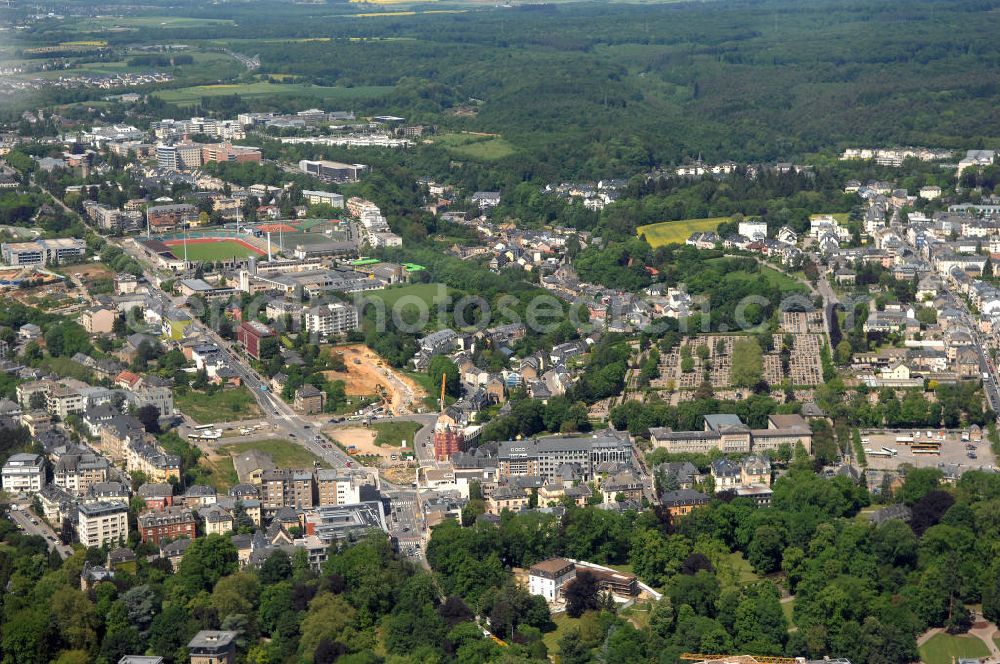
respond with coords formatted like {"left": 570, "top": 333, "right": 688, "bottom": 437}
{"left": 322, "top": 344, "right": 427, "bottom": 416}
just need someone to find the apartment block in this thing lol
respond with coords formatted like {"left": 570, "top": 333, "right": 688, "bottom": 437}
{"left": 1, "top": 453, "right": 45, "bottom": 494}
{"left": 315, "top": 469, "right": 363, "bottom": 506}
{"left": 138, "top": 506, "right": 197, "bottom": 545}
{"left": 304, "top": 302, "right": 359, "bottom": 337}
{"left": 77, "top": 501, "right": 129, "bottom": 548}
{"left": 260, "top": 468, "right": 315, "bottom": 510}
{"left": 54, "top": 452, "right": 111, "bottom": 495}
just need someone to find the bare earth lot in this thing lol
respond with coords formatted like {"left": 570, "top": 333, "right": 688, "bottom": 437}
{"left": 321, "top": 344, "right": 427, "bottom": 414}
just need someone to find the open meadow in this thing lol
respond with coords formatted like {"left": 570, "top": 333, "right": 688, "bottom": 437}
{"left": 637, "top": 217, "right": 729, "bottom": 247}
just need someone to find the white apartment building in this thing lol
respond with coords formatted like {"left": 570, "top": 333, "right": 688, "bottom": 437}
{"left": 77, "top": 501, "right": 129, "bottom": 548}
{"left": 47, "top": 384, "right": 86, "bottom": 419}
{"left": 304, "top": 302, "right": 359, "bottom": 337}
{"left": 1, "top": 453, "right": 45, "bottom": 494}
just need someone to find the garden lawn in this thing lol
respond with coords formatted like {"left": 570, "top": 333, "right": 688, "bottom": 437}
{"left": 372, "top": 421, "right": 422, "bottom": 447}
{"left": 542, "top": 612, "right": 580, "bottom": 655}
{"left": 175, "top": 387, "right": 261, "bottom": 424}
{"left": 219, "top": 439, "right": 329, "bottom": 469}
{"left": 919, "top": 633, "right": 990, "bottom": 664}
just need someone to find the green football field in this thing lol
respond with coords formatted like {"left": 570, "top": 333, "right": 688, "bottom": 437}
{"left": 165, "top": 240, "right": 264, "bottom": 261}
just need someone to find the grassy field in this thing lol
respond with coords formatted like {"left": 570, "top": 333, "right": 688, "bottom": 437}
{"left": 810, "top": 212, "right": 850, "bottom": 223}
{"left": 200, "top": 455, "right": 238, "bottom": 490}
{"left": 75, "top": 16, "right": 237, "bottom": 29}
{"left": 637, "top": 217, "right": 729, "bottom": 247}
{"left": 372, "top": 421, "right": 422, "bottom": 447}
{"left": 431, "top": 132, "right": 517, "bottom": 161}
{"left": 176, "top": 388, "right": 261, "bottom": 424}
{"left": 732, "top": 265, "right": 806, "bottom": 292}
{"left": 708, "top": 257, "right": 807, "bottom": 292}
{"left": 364, "top": 283, "right": 453, "bottom": 310}
{"left": 154, "top": 82, "right": 392, "bottom": 106}
{"left": 219, "top": 439, "right": 329, "bottom": 469}
{"left": 919, "top": 633, "right": 990, "bottom": 664}
{"left": 166, "top": 239, "right": 263, "bottom": 262}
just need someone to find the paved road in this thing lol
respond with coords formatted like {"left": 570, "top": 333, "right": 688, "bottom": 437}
{"left": 9, "top": 505, "right": 73, "bottom": 559}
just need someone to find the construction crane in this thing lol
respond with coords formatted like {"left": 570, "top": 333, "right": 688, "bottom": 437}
{"left": 439, "top": 372, "right": 446, "bottom": 413}
{"left": 680, "top": 655, "right": 800, "bottom": 664}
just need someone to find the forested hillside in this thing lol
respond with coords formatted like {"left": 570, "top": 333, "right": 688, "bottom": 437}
{"left": 10, "top": 0, "right": 1000, "bottom": 180}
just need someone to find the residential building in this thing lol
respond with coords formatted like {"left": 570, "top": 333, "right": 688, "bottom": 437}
{"left": 738, "top": 220, "right": 768, "bottom": 240}
{"left": 137, "top": 482, "right": 174, "bottom": 510}
{"left": 497, "top": 431, "right": 632, "bottom": 482}
{"left": 79, "top": 306, "right": 117, "bottom": 334}
{"left": 315, "top": 468, "right": 364, "bottom": 506}
{"left": 54, "top": 452, "right": 111, "bottom": 495}
{"left": 261, "top": 468, "right": 315, "bottom": 510}
{"left": 232, "top": 450, "right": 275, "bottom": 485}
{"left": 294, "top": 384, "right": 326, "bottom": 415}
{"left": 77, "top": 501, "right": 129, "bottom": 548}
{"left": 1, "top": 453, "right": 45, "bottom": 494}
{"left": 486, "top": 485, "right": 529, "bottom": 514}
{"left": 304, "top": 302, "right": 359, "bottom": 337}
{"left": 138, "top": 506, "right": 197, "bottom": 545}
{"left": 201, "top": 505, "right": 234, "bottom": 536}
{"left": 659, "top": 489, "right": 710, "bottom": 518}
{"left": 528, "top": 557, "right": 576, "bottom": 601}
{"left": 188, "top": 631, "right": 238, "bottom": 664}
{"left": 155, "top": 142, "right": 203, "bottom": 171}
{"left": 235, "top": 320, "right": 273, "bottom": 360}
{"left": 47, "top": 383, "right": 87, "bottom": 419}
{"left": 472, "top": 191, "right": 501, "bottom": 209}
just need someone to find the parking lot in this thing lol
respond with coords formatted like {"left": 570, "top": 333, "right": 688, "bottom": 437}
{"left": 861, "top": 429, "right": 996, "bottom": 472}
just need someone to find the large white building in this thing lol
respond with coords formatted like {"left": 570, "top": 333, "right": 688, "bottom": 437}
{"left": 304, "top": 302, "right": 359, "bottom": 338}
{"left": 1, "top": 238, "right": 86, "bottom": 267}
{"left": 528, "top": 557, "right": 577, "bottom": 602}
{"left": 298, "top": 159, "right": 367, "bottom": 182}
{"left": 77, "top": 501, "right": 129, "bottom": 548}
{"left": 1, "top": 453, "right": 46, "bottom": 494}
